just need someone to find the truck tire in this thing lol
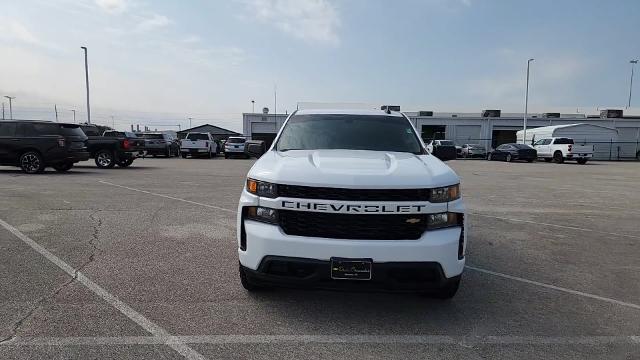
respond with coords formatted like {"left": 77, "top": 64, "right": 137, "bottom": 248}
{"left": 577, "top": 158, "right": 588, "bottom": 165}
{"left": 20, "top": 151, "right": 45, "bottom": 174}
{"left": 553, "top": 151, "right": 564, "bottom": 164}
{"left": 53, "top": 162, "right": 74, "bottom": 172}
{"left": 432, "top": 275, "right": 461, "bottom": 299}
{"left": 95, "top": 150, "right": 116, "bottom": 168}
{"left": 181, "top": 153, "right": 188, "bottom": 159}
{"left": 117, "top": 158, "right": 134, "bottom": 167}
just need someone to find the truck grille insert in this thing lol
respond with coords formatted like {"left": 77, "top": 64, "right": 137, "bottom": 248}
{"left": 277, "top": 185, "right": 430, "bottom": 202}
{"left": 278, "top": 210, "right": 428, "bottom": 240}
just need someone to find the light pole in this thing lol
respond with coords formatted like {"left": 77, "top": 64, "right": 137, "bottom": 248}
{"left": 71, "top": 109, "right": 76, "bottom": 123}
{"left": 523, "top": 58, "right": 534, "bottom": 145}
{"left": 628, "top": 60, "right": 638, "bottom": 109}
{"left": 81, "top": 46, "right": 91, "bottom": 124}
{"left": 111, "top": 115, "right": 115, "bottom": 129}
{"left": 251, "top": 100, "right": 255, "bottom": 113}
{"left": 4, "top": 96, "right": 15, "bottom": 120}
{"left": 188, "top": 117, "right": 193, "bottom": 128}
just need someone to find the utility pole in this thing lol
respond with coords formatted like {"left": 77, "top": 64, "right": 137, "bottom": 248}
{"left": 111, "top": 115, "right": 115, "bottom": 129}
{"left": 81, "top": 46, "right": 91, "bottom": 124}
{"left": 523, "top": 59, "right": 534, "bottom": 145}
{"left": 188, "top": 117, "right": 193, "bottom": 128}
{"left": 251, "top": 99, "right": 255, "bottom": 113}
{"left": 628, "top": 60, "right": 638, "bottom": 109}
{"left": 274, "top": 84, "right": 277, "bottom": 125}
{"left": 4, "top": 96, "right": 15, "bottom": 120}
{"left": 1, "top": 103, "right": 4, "bottom": 120}
{"left": 55, "top": 104, "right": 59, "bottom": 122}
{"left": 71, "top": 109, "right": 76, "bottom": 123}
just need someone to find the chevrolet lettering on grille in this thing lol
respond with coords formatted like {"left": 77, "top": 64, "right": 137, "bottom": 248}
{"left": 280, "top": 200, "right": 431, "bottom": 214}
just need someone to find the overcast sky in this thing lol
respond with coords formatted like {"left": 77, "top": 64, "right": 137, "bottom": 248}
{"left": 1, "top": 0, "right": 639, "bottom": 131}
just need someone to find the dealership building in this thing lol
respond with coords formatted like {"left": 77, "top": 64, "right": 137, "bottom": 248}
{"left": 243, "top": 108, "right": 640, "bottom": 160}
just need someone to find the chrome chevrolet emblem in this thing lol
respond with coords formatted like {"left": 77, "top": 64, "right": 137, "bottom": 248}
{"left": 405, "top": 218, "right": 421, "bottom": 224}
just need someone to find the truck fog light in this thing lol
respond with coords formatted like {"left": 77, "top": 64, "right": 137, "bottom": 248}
{"left": 427, "top": 212, "right": 459, "bottom": 230}
{"left": 246, "top": 206, "right": 278, "bottom": 224}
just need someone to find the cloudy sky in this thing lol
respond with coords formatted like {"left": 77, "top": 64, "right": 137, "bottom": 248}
{"left": 1, "top": 0, "right": 639, "bottom": 131}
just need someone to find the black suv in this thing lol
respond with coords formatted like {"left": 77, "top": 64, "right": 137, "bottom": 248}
{"left": 0, "top": 121, "right": 90, "bottom": 173}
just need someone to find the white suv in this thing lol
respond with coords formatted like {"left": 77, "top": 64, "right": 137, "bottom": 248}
{"left": 237, "top": 109, "right": 467, "bottom": 298}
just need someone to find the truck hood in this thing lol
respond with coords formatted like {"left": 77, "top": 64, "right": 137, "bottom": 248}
{"left": 248, "top": 150, "right": 459, "bottom": 188}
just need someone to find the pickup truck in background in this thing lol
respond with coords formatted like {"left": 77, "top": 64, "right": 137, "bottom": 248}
{"left": 426, "top": 140, "right": 457, "bottom": 161}
{"left": 533, "top": 137, "right": 593, "bottom": 164}
{"left": 82, "top": 126, "right": 146, "bottom": 168}
{"left": 180, "top": 132, "right": 219, "bottom": 158}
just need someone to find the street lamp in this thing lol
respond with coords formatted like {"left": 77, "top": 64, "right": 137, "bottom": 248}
{"left": 4, "top": 96, "right": 15, "bottom": 120}
{"left": 188, "top": 117, "right": 193, "bottom": 128}
{"left": 81, "top": 46, "right": 91, "bottom": 124}
{"left": 628, "top": 60, "right": 638, "bottom": 109}
{"left": 71, "top": 109, "right": 76, "bottom": 123}
{"left": 523, "top": 58, "right": 534, "bottom": 145}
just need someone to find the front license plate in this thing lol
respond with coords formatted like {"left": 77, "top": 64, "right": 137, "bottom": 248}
{"left": 330, "top": 258, "right": 372, "bottom": 280}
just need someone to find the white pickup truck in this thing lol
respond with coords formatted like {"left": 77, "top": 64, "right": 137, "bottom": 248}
{"left": 533, "top": 137, "right": 593, "bottom": 164}
{"left": 237, "top": 109, "right": 466, "bottom": 298}
{"left": 180, "top": 132, "right": 218, "bottom": 158}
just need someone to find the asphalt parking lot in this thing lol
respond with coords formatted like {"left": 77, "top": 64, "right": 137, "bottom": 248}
{"left": 0, "top": 157, "right": 639, "bottom": 359}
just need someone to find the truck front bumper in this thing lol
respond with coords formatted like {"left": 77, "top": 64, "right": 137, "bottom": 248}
{"left": 237, "top": 192, "right": 467, "bottom": 290}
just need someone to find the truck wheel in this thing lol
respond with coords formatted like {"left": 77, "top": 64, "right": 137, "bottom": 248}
{"left": 181, "top": 153, "right": 188, "bottom": 159}
{"left": 117, "top": 158, "right": 134, "bottom": 167}
{"left": 544, "top": 158, "right": 552, "bottom": 162}
{"left": 239, "top": 264, "right": 266, "bottom": 292}
{"left": 20, "top": 151, "right": 46, "bottom": 174}
{"left": 577, "top": 158, "right": 588, "bottom": 165}
{"left": 53, "top": 162, "right": 74, "bottom": 172}
{"left": 432, "top": 276, "right": 461, "bottom": 299}
{"left": 505, "top": 153, "right": 512, "bottom": 162}
{"left": 553, "top": 151, "right": 564, "bottom": 164}
{"left": 95, "top": 150, "right": 116, "bottom": 168}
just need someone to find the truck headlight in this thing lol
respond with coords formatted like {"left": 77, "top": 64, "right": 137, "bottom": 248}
{"left": 246, "top": 178, "right": 278, "bottom": 198}
{"left": 427, "top": 212, "right": 460, "bottom": 230}
{"left": 245, "top": 206, "right": 278, "bottom": 224}
{"left": 430, "top": 184, "right": 460, "bottom": 203}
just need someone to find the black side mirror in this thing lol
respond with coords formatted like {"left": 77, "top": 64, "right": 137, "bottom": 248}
{"left": 245, "top": 140, "right": 266, "bottom": 158}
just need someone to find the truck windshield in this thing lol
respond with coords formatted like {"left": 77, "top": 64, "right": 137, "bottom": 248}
{"left": 187, "top": 133, "right": 209, "bottom": 140}
{"left": 276, "top": 114, "right": 423, "bottom": 154}
{"left": 438, "top": 140, "right": 454, "bottom": 146}
{"left": 227, "top": 138, "right": 246, "bottom": 143}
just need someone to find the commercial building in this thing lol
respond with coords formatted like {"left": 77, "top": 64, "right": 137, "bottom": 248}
{"left": 243, "top": 108, "right": 640, "bottom": 160}
{"left": 177, "top": 124, "right": 241, "bottom": 140}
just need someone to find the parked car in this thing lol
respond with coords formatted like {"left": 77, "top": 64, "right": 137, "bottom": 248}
{"left": 138, "top": 132, "right": 180, "bottom": 157}
{"left": 180, "top": 132, "right": 218, "bottom": 158}
{"left": 81, "top": 125, "right": 146, "bottom": 168}
{"left": 426, "top": 139, "right": 457, "bottom": 161}
{"left": 532, "top": 137, "right": 593, "bottom": 164}
{"left": 237, "top": 109, "right": 466, "bottom": 298}
{"left": 0, "top": 121, "right": 89, "bottom": 173}
{"left": 460, "top": 144, "right": 487, "bottom": 158}
{"left": 487, "top": 143, "right": 537, "bottom": 162}
{"left": 224, "top": 137, "right": 249, "bottom": 159}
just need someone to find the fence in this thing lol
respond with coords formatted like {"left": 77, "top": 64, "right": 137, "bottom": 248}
{"left": 446, "top": 137, "right": 640, "bottom": 161}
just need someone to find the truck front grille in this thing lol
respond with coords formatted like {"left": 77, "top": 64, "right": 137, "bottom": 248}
{"left": 278, "top": 210, "right": 428, "bottom": 240}
{"left": 277, "top": 185, "right": 430, "bottom": 202}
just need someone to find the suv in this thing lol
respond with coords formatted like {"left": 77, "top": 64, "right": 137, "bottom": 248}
{"left": 138, "top": 132, "right": 180, "bottom": 157}
{"left": 237, "top": 109, "right": 467, "bottom": 298}
{"left": 0, "top": 121, "right": 89, "bottom": 173}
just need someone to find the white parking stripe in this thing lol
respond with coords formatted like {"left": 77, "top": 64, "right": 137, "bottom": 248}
{"left": 466, "top": 265, "right": 640, "bottom": 310}
{"left": 3, "top": 335, "right": 639, "bottom": 346}
{"left": 98, "top": 181, "right": 640, "bottom": 311}
{"left": 0, "top": 218, "right": 207, "bottom": 360}
{"left": 471, "top": 213, "right": 640, "bottom": 240}
{"left": 99, "top": 180, "right": 236, "bottom": 214}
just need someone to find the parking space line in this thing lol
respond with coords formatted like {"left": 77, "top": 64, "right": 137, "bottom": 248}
{"left": 0, "top": 218, "right": 207, "bottom": 360}
{"left": 99, "top": 180, "right": 236, "bottom": 214}
{"left": 466, "top": 265, "right": 640, "bottom": 310}
{"left": 3, "top": 335, "right": 640, "bottom": 346}
{"left": 471, "top": 213, "right": 640, "bottom": 240}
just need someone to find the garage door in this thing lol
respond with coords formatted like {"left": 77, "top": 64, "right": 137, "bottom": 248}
{"left": 454, "top": 125, "right": 481, "bottom": 145}
{"left": 616, "top": 127, "right": 639, "bottom": 158}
